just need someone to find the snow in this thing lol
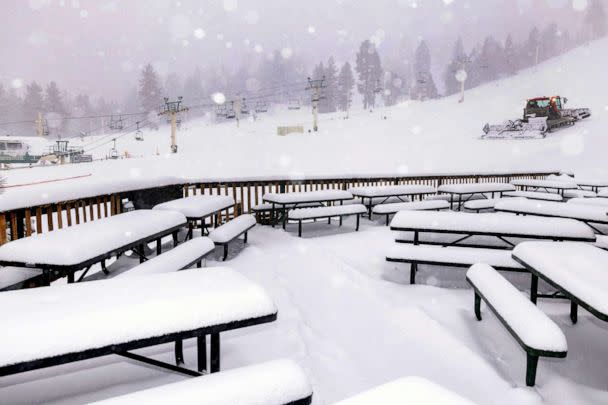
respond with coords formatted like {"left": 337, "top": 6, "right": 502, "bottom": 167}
{"left": 0, "top": 267, "right": 277, "bottom": 368}
{"left": 463, "top": 197, "right": 524, "bottom": 211}
{"left": 153, "top": 195, "right": 235, "bottom": 218}
{"left": 334, "top": 376, "right": 475, "bottom": 405}
{"left": 123, "top": 237, "right": 215, "bottom": 278}
{"left": 467, "top": 263, "right": 568, "bottom": 353}
{"left": 288, "top": 204, "right": 366, "bottom": 220}
{"left": 595, "top": 235, "right": 608, "bottom": 250}
{"left": 437, "top": 183, "right": 515, "bottom": 194}
{"left": 494, "top": 199, "right": 608, "bottom": 224}
{"left": 348, "top": 185, "right": 435, "bottom": 198}
{"left": 90, "top": 359, "right": 312, "bottom": 405}
{"left": 598, "top": 190, "right": 608, "bottom": 198}
{"left": 0, "top": 210, "right": 187, "bottom": 266}
{"left": 263, "top": 190, "right": 353, "bottom": 204}
{"left": 387, "top": 244, "right": 523, "bottom": 270}
{"left": 510, "top": 179, "right": 578, "bottom": 190}
{"left": 209, "top": 215, "right": 256, "bottom": 244}
{"left": 563, "top": 189, "right": 597, "bottom": 199}
{"left": 0, "top": 267, "right": 42, "bottom": 290}
{"left": 568, "top": 197, "right": 608, "bottom": 208}
{"left": 502, "top": 191, "right": 563, "bottom": 201}
{"left": 512, "top": 242, "right": 608, "bottom": 316}
{"left": 373, "top": 200, "right": 449, "bottom": 214}
{"left": 390, "top": 211, "right": 596, "bottom": 240}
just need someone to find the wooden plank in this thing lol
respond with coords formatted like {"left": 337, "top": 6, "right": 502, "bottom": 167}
{"left": 96, "top": 197, "right": 102, "bottom": 220}
{"left": 110, "top": 195, "right": 116, "bottom": 216}
{"left": 75, "top": 201, "right": 81, "bottom": 225}
{"left": 57, "top": 203, "right": 63, "bottom": 229}
{"left": 89, "top": 199, "right": 95, "bottom": 222}
{"left": 10, "top": 212, "right": 18, "bottom": 241}
{"left": 103, "top": 196, "right": 108, "bottom": 217}
{"left": 46, "top": 206, "right": 54, "bottom": 232}
{"left": 36, "top": 207, "right": 43, "bottom": 234}
{"left": 116, "top": 195, "right": 121, "bottom": 214}
{"left": 0, "top": 213, "right": 7, "bottom": 245}
{"left": 66, "top": 203, "right": 72, "bottom": 227}
{"left": 25, "top": 209, "right": 32, "bottom": 236}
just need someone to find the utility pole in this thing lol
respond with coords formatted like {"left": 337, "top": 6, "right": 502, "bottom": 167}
{"left": 306, "top": 76, "right": 326, "bottom": 132}
{"left": 456, "top": 57, "right": 471, "bottom": 104}
{"left": 158, "top": 96, "right": 188, "bottom": 153}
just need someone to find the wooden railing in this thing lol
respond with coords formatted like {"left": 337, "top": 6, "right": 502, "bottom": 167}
{"left": 0, "top": 171, "right": 558, "bottom": 245}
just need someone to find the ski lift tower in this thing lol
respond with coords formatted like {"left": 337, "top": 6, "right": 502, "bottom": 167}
{"left": 134, "top": 121, "right": 144, "bottom": 141}
{"left": 158, "top": 96, "right": 188, "bottom": 153}
{"left": 306, "top": 76, "right": 326, "bottom": 132}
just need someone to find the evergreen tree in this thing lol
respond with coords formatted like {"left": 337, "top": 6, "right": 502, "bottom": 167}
{"left": 466, "top": 46, "right": 481, "bottom": 89}
{"left": 73, "top": 93, "right": 94, "bottom": 135}
{"left": 411, "top": 40, "right": 438, "bottom": 100}
{"left": 182, "top": 67, "right": 206, "bottom": 108}
{"left": 383, "top": 71, "right": 405, "bottom": 106}
{"left": 164, "top": 73, "right": 182, "bottom": 101}
{"left": 336, "top": 62, "right": 355, "bottom": 112}
{"left": 521, "top": 27, "right": 540, "bottom": 67}
{"left": 540, "top": 23, "right": 560, "bottom": 61}
{"left": 355, "top": 40, "right": 383, "bottom": 109}
{"left": 585, "top": 0, "right": 607, "bottom": 39}
{"left": 444, "top": 37, "right": 467, "bottom": 96}
{"left": 0, "top": 85, "right": 27, "bottom": 136}
{"left": 138, "top": 64, "right": 163, "bottom": 113}
{"left": 323, "top": 57, "right": 339, "bottom": 113}
{"left": 44, "top": 81, "right": 66, "bottom": 114}
{"left": 503, "top": 34, "right": 518, "bottom": 75}
{"left": 475, "top": 36, "right": 504, "bottom": 83}
{"left": 22, "top": 81, "right": 45, "bottom": 121}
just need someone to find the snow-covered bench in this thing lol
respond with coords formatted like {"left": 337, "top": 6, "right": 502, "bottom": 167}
{"left": 349, "top": 184, "right": 435, "bottom": 217}
{"left": 209, "top": 214, "right": 256, "bottom": 260}
{"left": 598, "top": 189, "right": 608, "bottom": 198}
{"left": 124, "top": 237, "right": 215, "bottom": 277}
{"left": 334, "top": 376, "right": 475, "bottom": 405}
{"left": 462, "top": 197, "right": 524, "bottom": 213}
{"left": 438, "top": 183, "right": 516, "bottom": 210}
{"left": 154, "top": 195, "right": 235, "bottom": 239}
{"left": 288, "top": 204, "right": 367, "bottom": 237}
{"left": 91, "top": 359, "right": 313, "bottom": 405}
{"left": 0, "top": 268, "right": 277, "bottom": 378}
{"left": 466, "top": 264, "right": 567, "bottom": 386}
{"left": 0, "top": 267, "right": 44, "bottom": 291}
{"left": 503, "top": 190, "right": 563, "bottom": 201}
{"left": 372, "top": 200, "right": 449, "bottom": 225}
{"left": 252, "top": 201, "right": 324, "bottom": 224}
{"left": 386, "top": 243, "right": 524, "bottom": 284}
{"left": 0, "top": 210, "right": 187, "bottom": 285}
{"left": 563, "top": 189, "right": 597, "bottom": 199}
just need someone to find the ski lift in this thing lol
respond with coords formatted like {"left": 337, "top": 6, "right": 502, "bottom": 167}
{"left": 288, "top": 99, "right": 301, "bottom": 110}
{"left": 109, "top": 115, "right": 124, "bottom": 131}
{"left": 240, "top": 99, "right": 250, "bottom": 115}
{"left": 134, "top": 121, "right": 144, "bottom": 141}
{"left": 176, "top": 118, "right": 182, "bottom": 129}
{"left": 109, "top": 138, "right": 119, "bottom": 159}
{"left": 225, "top": 101, "right": 236, "bottom": 119}
{"left": 215, "top": 104, "right": 227, "bottom": 118}
{"left": 42, "top": 120, "right": 50, "bottom": 136}
{"left": 255, "top": 100, "right": 269, "bottom": 113}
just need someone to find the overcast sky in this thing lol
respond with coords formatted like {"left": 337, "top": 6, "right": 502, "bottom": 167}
{"left": 0, "top": 0, "right": 588, "bottom": 101}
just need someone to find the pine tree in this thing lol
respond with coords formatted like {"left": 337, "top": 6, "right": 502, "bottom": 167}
{"left": 323, "top": 57, "right": 339, "bottom": 113}
{"left": 540, "top": 23, "right": 559, "bottom": 61}
{"left": 521, "top": 27, "right": 540, "bottom": 67}
{"left": 503, "top": 34, "right": 518, "bottom": 75}
{"left": 466, "top": 46, "right": 481, "bottom": 89}
{"left": 73, "top": 94, "right": 93, "bottom": 134}
{"left": 444, "top": 37, "right": 467, "bottom": 96}
{"left": 0, "top": 85, "right": 26, "bottom": 136}
{"left": 475, "top": 36, "right": 504, "bottom": 83}
{"left": 44, "top": 81, "right": 66, "bottom": 115}
{"left": 411, "top": 40, "right": 438, "bottom": 100}
{"left": 383, "top": 71, "right": 405, "bottom": 106}
{"left": 164, "top": 73, "right": 182, "bottom": 100}
{"left": 138, "top": 64, "right": 163, "bottom": 113}
{"left": 355, "top": 40, "right": 383, "bottom": 109}
{"left": 585, "top": 0, "right": 607, "bottom": 39}
{"left": 182, "top": 67, "right": 206, "bottom": 113}
{"left": 22, "top": 81, "right": 45, "bottom": 121}
{"left": 336, "top": 62, "right": 355, "bottom": 112}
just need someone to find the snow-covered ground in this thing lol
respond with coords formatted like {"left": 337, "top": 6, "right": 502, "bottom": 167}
{"left": 2, "top": 38, "right": 608, "bottom": 210}
{"left": 1, "top": 220, "right": 607, "bottom": 404}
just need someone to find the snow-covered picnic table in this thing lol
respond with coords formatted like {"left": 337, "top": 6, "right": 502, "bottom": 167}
{"left": 502, "top": 190, "right": 563, "bottom": 201}
{"left": 153, "top": 195, "right": 235, "bottom": 238}
{"left": 574, "top": 179, "right": 608, "bottom": 193}
{"left": 512, "top": 242, "right": 608, "bottom": 323}
{"left": 0, "top": 210, "right": 187, "bottom": 284}
{"left": 348, "top": 184, "right": 436, "bottom": 216}
{"left": 568, "top": 197, "right": 608, "bottom": 208}
{"left": 390, "top": 211, "right": 596, "bottom": 248}
{"left": 334, "top": 376, "right": 475, "bottom": 405}
{"left": 91, "top": 359, "right": 312, "bottom": 405}
{"left": 0, "top": 268, "right": 277, "bottom": 377}
{"left": 599, "top": 189, "right": 608, "bottom": 198}
{"left": 510, "top": 179, "right": 578, "bottom": 196}
{"left": 437, "top": 183, "right": 516, "bottom": 210}
{"left": 263, "top": 190, "right": 354, "bottom": 229}
{"left": 494, "top": 199, "right": 608, "bottom": 234}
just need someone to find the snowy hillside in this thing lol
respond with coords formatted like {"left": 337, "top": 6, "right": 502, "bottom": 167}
{"left": 2, "top": 38, "right": 608, "bottom": 208}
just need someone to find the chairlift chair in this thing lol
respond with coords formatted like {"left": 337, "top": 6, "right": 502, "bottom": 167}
{"left": 255, "top": 101, "right": 269, "bottom": 113}
{"left": 288, "top": 99, "right": 301, "bottom": 110}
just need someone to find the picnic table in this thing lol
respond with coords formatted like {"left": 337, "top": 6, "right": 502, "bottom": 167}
{"left": 0, "top": 210, "right": 187, "bottom": 285}
{"left": 513, "top": 242, "right": 608, "bottom": 323}
{"left": 153, "top": 195, "right": 235, "bottom": 239}
{"left": 348, "top": 184, "right": 436, "bottom": 216}
{"left": 0, "top": 268, "right": 277, "bottom": 377}
{"left": 494, "top": 199, "right": 608, "bottom": 234}
{"left": 510, "top": 179, "right": 578, "bottom": 196}
{"left": 574, "top": 179, "right": 608, "bottom": 193}
{"left": 437, "top": 183, "right": 516, "bottom": 210}
{"left": 390, "top": 211, "right": 596, "bottom": 248}
{"left": 263, "top": 190, "right": 353, "bottom": 229}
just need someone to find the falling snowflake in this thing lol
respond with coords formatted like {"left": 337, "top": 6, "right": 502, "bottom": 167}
{"left": 455, "top": 69, "right": 468, "bottom": 82}
{"left": 281, "top": 47, "right": 293, "bottom": 59}
{"left": 212, "top": 92, "right": 226, "bottom": 105}
{"left": 193, "top": 28, "right": 206, "bottom": 39}
{"left": 11, "top": 78, "right": 23, "bottom": 89}
{"left": 571, "top": 0, "right": 588, "bottom": 11}
{"left": 307, "top": 26, "right": 316, "bottom": 34}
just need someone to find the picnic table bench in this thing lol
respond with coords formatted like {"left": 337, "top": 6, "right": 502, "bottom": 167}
{"left": 510, "top": 179, "right": 577, "bottom": 196}
{"left": 573, "top": 179, "right": 608, "bottom": 193}
{"left": 495, "top": 199, "right": 608, "bottom": 234}
{"left": 0, "top": 268, "right": 277, "bottom": 378}
{"left": 288, "top": 204, "right": 366, "bottom": 237}
{"left": 502, "top": 190, "right": 563, "bottom": 201}
{"left": 0, "top": 267, "right": 44, "bottom": 291}
{"left": 563, "top": 189, "right": 597, "bottom": 199}
{"left": 263, "top": 190, "right": 354, "bottom": 229}
{"left": 599, "top": 189, "right": 608, "bottom": 198}
{"left": 91, "top": 359, "right": 313, "bottom": 405}
{"left": 0, "top": 210, "right": 187, "bottom": 285}
{"left": 462, "top": 197, "right": 524, "bottom": 213}
{"left": 437, "top": 183, "right": 516, "bottom": 210}
{"left": 153, "top": 195, "right": 235, "bottom": 239}
{"left": 372, "top": 200, "right": 449, "bottom": 225}
{"left": 348, "top": 184, "right": 436, "bottom": 217}
{"left": 568, "top": 197, "right": 608, "bottom": 208}
{"left": 334, "top": 376, "right": 475, "bottom": 405}
{"left": 513, "top": 242, "right": 608, "bottom": 324}
{"left": 209, "top": 214, "right": 256, "bottom": 260}
{"left": 466, "top": 264, "right": 567, "bottom": 386}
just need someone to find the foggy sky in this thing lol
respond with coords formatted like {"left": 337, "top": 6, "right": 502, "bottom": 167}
{"left": 1, "top": 0, "right": 587, "bottom": 101}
